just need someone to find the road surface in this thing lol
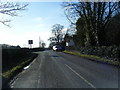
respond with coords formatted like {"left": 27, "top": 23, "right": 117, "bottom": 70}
{"left": 10, "top": 50, "right": 119, "bottom": 88}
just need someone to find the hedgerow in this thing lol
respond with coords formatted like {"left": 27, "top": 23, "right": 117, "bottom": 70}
{"left": 78, "top": 46, "right": 120, "bottom": 61}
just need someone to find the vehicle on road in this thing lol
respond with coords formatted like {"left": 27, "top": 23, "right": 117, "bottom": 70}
{"left": 52, "top": 45, "right": 62, "bottom": 51}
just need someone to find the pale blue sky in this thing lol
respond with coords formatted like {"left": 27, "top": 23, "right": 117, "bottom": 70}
{"left": 0, "top": 2, "right": 70, "bottom": 47}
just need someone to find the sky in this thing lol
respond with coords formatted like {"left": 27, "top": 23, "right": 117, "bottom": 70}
{"left": 0, "top": 2, "right": 70, "bottom": 48}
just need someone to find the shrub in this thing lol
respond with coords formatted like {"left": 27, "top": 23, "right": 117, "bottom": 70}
{"left": 66, "top": 45, "right": 120, "bottom": 61}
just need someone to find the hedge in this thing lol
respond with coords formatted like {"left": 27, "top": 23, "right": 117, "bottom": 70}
{"left": 65, "top": 45, "right": 120, "bottom": 62}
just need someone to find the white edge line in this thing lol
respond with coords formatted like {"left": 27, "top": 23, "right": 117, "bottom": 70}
{"left": 9, "top": 57, "right": 38, "bottom": 87}
{"left": 65, "top": 64, "right": 96, "bottom": 89}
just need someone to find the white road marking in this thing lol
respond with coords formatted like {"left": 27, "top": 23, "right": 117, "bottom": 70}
{"left": 10, "top": 57, "right": 38, "bottom": 88}
{"left": 65, "top": 64, "right": 96, "bottom": 89}
{"left": 24, "top": 65, "right": 30, "bottom": 70}
{"left": 10, "top": 77, "right": 19, "bottom": 88}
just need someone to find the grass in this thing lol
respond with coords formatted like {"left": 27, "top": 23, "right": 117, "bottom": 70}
{"left": 63, "top": 50, "right": 120, "bottom": 66}
{"left": 2, "top": 59, "right": 32, "bottom": 79}
{"left": 2, "top": 52, "right": 38, "bottom": 88}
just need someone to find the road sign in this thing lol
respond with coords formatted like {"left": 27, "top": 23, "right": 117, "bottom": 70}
{"left": 28, "top": 40, "right": 33, "bottom": 44}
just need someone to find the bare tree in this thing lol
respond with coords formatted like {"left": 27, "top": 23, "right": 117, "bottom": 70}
{"left": 0, "top": 1, "right": 28, "bottom": 27}
{"left": 63, "top": 1, "right": 120, "bottom": 46}
{"left": 48, "top": 37, "right": 56, "bottom": 43}
{"left": 51, "top": 24, "right": 64, "bottom": 44}
{"left": 66, "top": 24, "right": 76, "bottom": 35}
{"left": 41, "top": 42, "right": 46, "bottom": 48}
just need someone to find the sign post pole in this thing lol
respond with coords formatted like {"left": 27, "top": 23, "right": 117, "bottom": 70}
{"left": 28, "top": 40, "right": 33, "bottom": 49}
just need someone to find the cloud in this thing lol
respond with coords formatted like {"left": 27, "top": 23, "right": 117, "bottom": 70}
{"left": 33, "top": 17, "right": 47, "bottom": 28}
{"left": 33, "top": 17, "right": 43, "bottom": 21}
{"left": 37, "top": 23, "right": 45, "bottom": 27}
{"left": 0, "top": 30, "right": 51, "bottom": 48}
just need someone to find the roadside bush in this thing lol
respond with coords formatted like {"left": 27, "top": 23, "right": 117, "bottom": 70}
{"left": 91, "top": 46, "right": 119, "bottom": 61}
{"left": 111, "top": 46, "right": 120, "bottom": 61}
{"left": 67, "top": 45, "right": 120, "bottom": 61}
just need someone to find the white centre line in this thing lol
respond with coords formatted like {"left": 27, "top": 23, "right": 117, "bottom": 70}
{"left": 65, "top": 64, "right": 96, "bottom": 89}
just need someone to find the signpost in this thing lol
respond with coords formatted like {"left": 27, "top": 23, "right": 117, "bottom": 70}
{"left": 28, "top": 40, "right": 33, "bottom": 49}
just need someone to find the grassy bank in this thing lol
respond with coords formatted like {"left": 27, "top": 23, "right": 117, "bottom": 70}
{"left": 2, "top": 48, "right": 38, "bottom": 88}
{"left": 63, "top": 50, "right": 120, "bottom": 66}
{"left": 2, "top": 54, "right": 37, "bottom": 78}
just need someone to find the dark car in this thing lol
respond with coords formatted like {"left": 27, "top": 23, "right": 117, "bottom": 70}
{"left": 52, "top": 45, "right": 63, "bottom": 51}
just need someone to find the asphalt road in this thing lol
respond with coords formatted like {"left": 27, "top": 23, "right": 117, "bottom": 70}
{"left": 10, "top": 50, "right": 119, "bottom": 88}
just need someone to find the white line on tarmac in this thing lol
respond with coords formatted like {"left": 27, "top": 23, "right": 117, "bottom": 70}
{"left": 10, "top": 56, "right": 38, "bottom": 88}
{"left": 65, "top": 64, "right": 96, "bottom": 89}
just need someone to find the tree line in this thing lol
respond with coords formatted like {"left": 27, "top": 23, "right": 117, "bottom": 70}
{"left": 63, "top": 1, "right": 120, "bottom": 47}
{"left": 49, "top": 1, "right": 120, "bottom": 48}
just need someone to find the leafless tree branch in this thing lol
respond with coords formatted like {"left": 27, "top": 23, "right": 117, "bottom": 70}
{"left": 0, "top": 2, "right": 28, "bottom": 27}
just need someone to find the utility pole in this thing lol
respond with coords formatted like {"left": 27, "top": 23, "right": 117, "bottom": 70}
{"left": 39, "top": 36, "right": 41, "bottom": 48}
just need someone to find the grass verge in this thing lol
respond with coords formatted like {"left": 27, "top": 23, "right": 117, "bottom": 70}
{"left": 2, "top": 53, "right": 38, "bottom": 88}
{"left": 63, "top": 50, "right": 120, "bottom": 66}
{"left": 3, "top": 59, "right": 32, "bottom": 78}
